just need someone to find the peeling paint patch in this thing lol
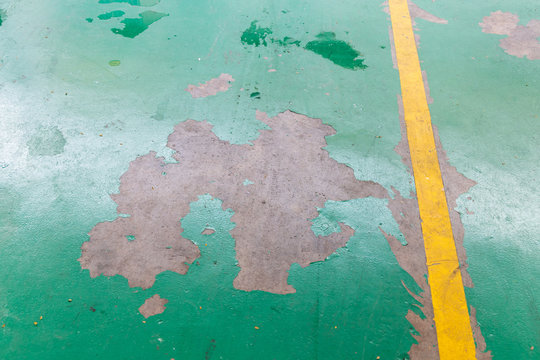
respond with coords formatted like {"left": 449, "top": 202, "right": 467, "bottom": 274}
{"left": 79, "top": 111, "right": 387, "bottom": 294}
{"left": 185, "top": 74, "right": 235, "bottom": 98}
{"left": 305, "top": 32, "right": 367, "bottom": 70}
{"left": 480, "top": 11, "right": 540, "bottom": 60}
{"left": 111, "top": 11, "right": 168, "bottom": 38}
{"left": 385, "top": 94, "right": 492, "bottom": 359}
{"left": 241, "top": 21, "right": 272, "bottom": 47}
{"left": 138, "top": 294, "right": 168, "bottom": 318}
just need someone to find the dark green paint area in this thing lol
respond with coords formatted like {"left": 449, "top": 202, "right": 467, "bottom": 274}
{"left": 305, "top": 32, "right": 367, "bottom": 70}
{"left": 273, "top": 36, "right": 301, "bottom": 47}
{"left": 26, "top": 127, "right": 66, "bottom": 156}
{"left": 250, "top": 91, "right": 261, "bottom": 99}
{"left": 0, "top": 9, "right": 5, "bottom": 26}
{"left": 241, "top": 21, "right": 272, "bottom": 47}
{"left": 98, "top": 0, "right": 160, "bottom": 6}
{"left": 85, "top": 17, "right": 93, "bottom": 23}
{"left": 111, "top": 10, "right": 168, "bottom": 38}
{"left": 98, "top": 11, "right": 125, "bottom": 21}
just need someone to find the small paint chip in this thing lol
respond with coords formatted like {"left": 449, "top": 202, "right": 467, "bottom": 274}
{"left": 39, "top": 316, "right": 43, "bottom": 320}
{"left": 68, "top": 299, "right": 72, "bottom": 302}
{"left": 109, "top": 60, "right": 121, "bottom": 67}
{"left": 2, "top": 324, "right": 5, "bottom": 328}
{"left": 268, "top": 69, "right": 276, "bottom": 72}
{"left": 254, "top": 326, "right": 259, "bottom": 330}
{"left": 33, "top": 322, "right": 38, "bottom": 326}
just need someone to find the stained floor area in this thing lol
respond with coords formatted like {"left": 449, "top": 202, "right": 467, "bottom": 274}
{"left": 0, "top": 1, "right": 538, "bottom": 359}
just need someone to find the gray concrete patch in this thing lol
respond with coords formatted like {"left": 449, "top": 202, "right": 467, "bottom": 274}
{"left": 185, "top": 74, "right": 235, "bottom": 98}
{"left": 139, "top": 294, "right": 168, "bottom": 318}
{"left": 480, "top": 11, "right": 540, "bottom": 60}
{"left": 79, "top": 111, "right": 387, "bottom": 294}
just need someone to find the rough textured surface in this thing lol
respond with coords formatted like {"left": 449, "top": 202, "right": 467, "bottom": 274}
{"left": 138, "top": 294, "right": 168, "bottom": 318}
{"left": 185, "top": 74, "right": 235, "bottom": 98}
{"left": 79, "top": 111, "right": 387, "bottom": 294}
{"left": 480, "top": 11, "right": 540, "bottom": 60}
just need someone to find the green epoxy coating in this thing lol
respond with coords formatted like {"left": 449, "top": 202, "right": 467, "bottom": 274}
{"left": 305, "top": 32, "right": 367, "bottom": 70}
{"left": 111, "top": 10, "right": 168, "bottom": 38}
{"left": 241, "top": 21, "right": 272, "bottom": 47}
{"left": 0, "top": 0, "right": 537, "bottom": 358}
{"left": 98, "top": 10, "right": 125, "bottom": 21}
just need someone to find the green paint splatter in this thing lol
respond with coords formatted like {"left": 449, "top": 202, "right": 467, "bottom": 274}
{"left": 98, "top": 0, "right": 160, "bottom": 6}
{"left": 241, "top": 21, "right": 272, "bottom": 47}
{"left": 98, "top": 10, "right": 125, "bottom": 21}
{"left": 108, "top": 60, "right": 121, "bottom": 66}
{"left": 305, "top": 32, "right": 367, "bottom": 70}
{"left": 0, "top": 9, "right": 6, "bottom": 26}
{"left": 273, "top": 36, "right": 301, "bottom": 47}
{"left": 111, "top": 11, "right": 168, "bottom": 38}
{"left": 250, "top": 92, "right": 261, "bottom": 99}
{"left": 85, "top": 17, "right": 94, "bottom": 23}
{"left": 243, "top": 179, "right": 254, "bottom": 186}
{"left": 126, "top": 235, "right": 136, "bottom": 241}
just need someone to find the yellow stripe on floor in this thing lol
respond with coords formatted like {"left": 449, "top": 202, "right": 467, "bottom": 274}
{"left": 388, "top": 0, "right": 477, "bottom": 358}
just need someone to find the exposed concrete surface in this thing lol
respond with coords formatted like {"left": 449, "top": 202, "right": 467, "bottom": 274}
{"left": 480, "top": 11, "right": 540, "bottom": 60}
{"left": 185, "top": 74, "right": 235, "bottom": 98}
{"left": 139, "top": 294, "right": 168, "bottom": 318}
{"left": 79, "top": 111, "right": 387, "bottom": 294}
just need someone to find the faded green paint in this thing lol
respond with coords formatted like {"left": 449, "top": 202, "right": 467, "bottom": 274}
{"left": 26, "top": 127, "right": 66, "bottom": 156}
{"left": 111, "top": 10, "right": 168, "bottom": 38}
{"left": 241, "top": 21, "right": 273, "bottom": 47}
{"left": 98, "top": 10, "right": 125, "bottom": 21}
{"left": 305, "top": 32, "right": 367, "bottom": 70}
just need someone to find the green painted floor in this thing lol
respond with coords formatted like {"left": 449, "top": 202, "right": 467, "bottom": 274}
{"left": 0, "top": 0, "right": 538, "bottom": 359}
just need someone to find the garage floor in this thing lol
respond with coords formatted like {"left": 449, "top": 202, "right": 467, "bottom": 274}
{"left": 0, "top": 0, "right": 538, "bottom": 359}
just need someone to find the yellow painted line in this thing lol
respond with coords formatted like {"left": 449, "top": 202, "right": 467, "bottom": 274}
{"left": 388, "top": 0, "right": 476, "bottom": 359}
